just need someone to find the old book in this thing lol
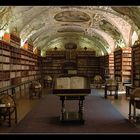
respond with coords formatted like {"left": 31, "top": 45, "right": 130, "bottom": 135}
{"left": 54, "top": 76, "right": 88, "bottom": 89}
{"left": 55, "top": 77, "right": 70, "bottom": 89}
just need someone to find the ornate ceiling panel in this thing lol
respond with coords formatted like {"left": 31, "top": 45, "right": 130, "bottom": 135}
{"left": 0, "top": 6, "right": 140, "bottom": 56}
{"left": 54, "top": 10, "right": 91, "bottom": 22}
{"left": 99, "top": 19, "right": 121, "bottom": 40}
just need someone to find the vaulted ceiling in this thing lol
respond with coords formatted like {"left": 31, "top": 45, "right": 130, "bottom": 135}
{"left": 0, "top": 6, "right": 140, "bottom": 56}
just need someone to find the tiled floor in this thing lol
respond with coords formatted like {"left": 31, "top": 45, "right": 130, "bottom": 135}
{"left": 0, "top": 87, "right": 136, "bottom": 133}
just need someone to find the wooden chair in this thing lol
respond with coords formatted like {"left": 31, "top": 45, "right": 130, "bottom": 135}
{"left": 104, "top": 79, "right": 118, "bottom": 99}
{"left": 29, "top": 81, "right": 42, "bottom": 99}
{"left": 43, "top": 75, "right": 53, "bottom": 88}
{"left": 129, "top": 88, "right": 140, "bottom": 122}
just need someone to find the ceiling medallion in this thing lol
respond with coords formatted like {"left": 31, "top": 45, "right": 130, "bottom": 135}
{"left": 54, "top": 11, "right": 90, "bottom": 22}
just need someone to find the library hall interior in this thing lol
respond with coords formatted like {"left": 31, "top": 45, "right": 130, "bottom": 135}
{"left": 1, "top": 6, "right": 140, "bottom": 134}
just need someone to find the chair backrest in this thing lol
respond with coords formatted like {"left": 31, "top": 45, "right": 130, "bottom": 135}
{"left": 131, "top": 88, "right": 140, "bottom": 99}
{"left": 106, "top": 78, "right": 117, "bottom": 86}
{"left": 130, "top": 88, "right": 140, "bottom": 109}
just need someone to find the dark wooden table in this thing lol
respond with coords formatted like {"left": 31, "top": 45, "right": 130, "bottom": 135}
{"left": 125, "top": 84, "right": 135, "bottom": 97}
{"left": 53, "top": 89, "right": 90, "bottom": 124}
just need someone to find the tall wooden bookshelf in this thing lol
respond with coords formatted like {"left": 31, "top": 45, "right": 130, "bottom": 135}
{"left": 41, "top": 50, "right": 100, "bottom": 83}
{"left": 0, "top": 40, "right": 11, "bottom": 88}
{"left": 42, "top": 51, "right": 66, "bottom": 78}
{"left": 104, "top": 53, "right": 114, "bottom": 79}
{"left": 20, "top": 48, "right": 41, "bottom": 83}
{"left": 10, "top": 33, "right": 21, "bottom": 48}
{"left": 77, "top": 51, "right": 99, "bottom": 78}
{"left": 132, "top": 42, "right": 140, "bottom": 87}
{"left": 114, "top": 47, "right": 132, "bottom": 84}
{"left": 0, "top": 37, "right": 41, "bottom": 90}
{"left": 99, "top": 56, "right": 105, "bottom": 80}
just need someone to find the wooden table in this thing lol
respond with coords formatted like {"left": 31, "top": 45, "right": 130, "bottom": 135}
{"left": 125, "top": 84, "right": 135, "bottom": 97}
{"left": 53, "top": 89, "right": 90, "bottom": 124}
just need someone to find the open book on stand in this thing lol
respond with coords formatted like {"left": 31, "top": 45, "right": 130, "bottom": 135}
{"left": 54, "top": 76, "right": 89, "bottom": 89}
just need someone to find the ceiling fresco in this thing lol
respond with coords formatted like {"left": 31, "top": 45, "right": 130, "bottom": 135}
{"left": 57, "top": 26, "right": 85, "bottom": 33}
{"left": 112, "top": 7, "right": 140, "bottom": 32}
{"left": 99, "top": 19, "right": 121, "bottom": 40}
{"left": 0, "top": 6, "right": 140, "bottom": 56}
{"left": 54, "top": 10, "right": 91, "bottom": 22}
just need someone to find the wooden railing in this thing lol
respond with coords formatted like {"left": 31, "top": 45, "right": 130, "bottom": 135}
{"left": 0, "top": 79, "right": 41, "bottom": 98}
